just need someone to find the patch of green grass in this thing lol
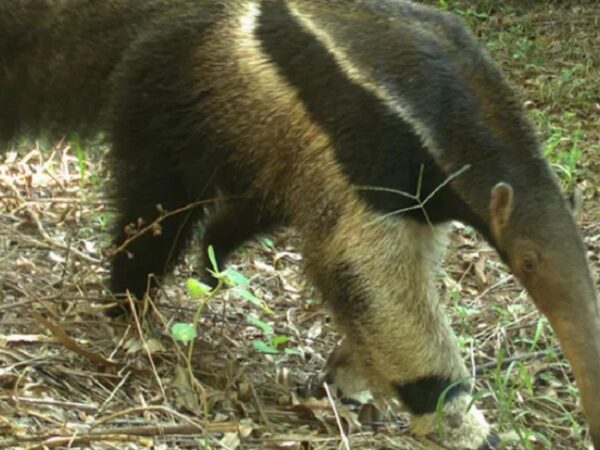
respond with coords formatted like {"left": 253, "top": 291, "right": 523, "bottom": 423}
{"left": 534, "top": 111, "right": 584, "bottom": 191}
{"left": 479, "top": 349, "right": 585, "bottom": 449}
{"left": 422, "top": 1, "right": 590, "bottom": 198}
{"left": 70, "top": 136, "right": 106, "bottom": 188}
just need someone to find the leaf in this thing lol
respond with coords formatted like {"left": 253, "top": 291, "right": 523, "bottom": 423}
{"left": 247, "top": 315, "right": 273, "bottom": 335}
{"left": 224, "top": 268, "right": 250, "bottom": 287}
{"left": 270, "top": 335, "right": 290, "bottom": 347}
{"left": 207, "top": 245, "right": 219, "bottom": 272}
{"left": 186, "top": 278, "right": 212, "bottom": 299}
{"left": 284, "top": 348, "right": 303, "bottom": 356}
{"left": 253, "top": 340, "right": 280, "bottom": 354}
{"left": 234, "top": 287, "right": 273, "bottom": 313}
{"left": 260, "top": 237, "right": 276, "bottom": 250}
{"left": 171, "top": 323, "right": 197, "bottom": 343}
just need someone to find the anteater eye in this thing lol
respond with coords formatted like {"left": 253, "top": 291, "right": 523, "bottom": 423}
{"left": 521, "top": 252, "right": 539, "bottom": 273}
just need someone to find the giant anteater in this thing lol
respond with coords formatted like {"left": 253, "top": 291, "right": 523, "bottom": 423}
{"left": 2, "top": 1, "right": 599, "bottom": 448}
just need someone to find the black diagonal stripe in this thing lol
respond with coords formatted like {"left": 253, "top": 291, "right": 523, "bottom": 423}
{"left": 255, "top": 1, "right": 485, "bottom": 231}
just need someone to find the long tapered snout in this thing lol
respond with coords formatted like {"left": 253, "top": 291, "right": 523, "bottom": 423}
{"left": 489, "top": 182, "right": 600, "bottom": 447}
{"left": 525, "top": 255, "right": 600, "bottom": 447}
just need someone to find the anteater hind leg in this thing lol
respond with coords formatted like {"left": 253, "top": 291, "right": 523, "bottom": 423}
{"left": 105, "top": 21, "right": 218, "bottom": 314}
{"left": 199, "top": 200, "right": 278, "bottom": 286}
{"left": 109, "top": 158, "right": 205, "bottom": 311}
{"left": 303, "top": 217, "right": 499, "bottom": 449}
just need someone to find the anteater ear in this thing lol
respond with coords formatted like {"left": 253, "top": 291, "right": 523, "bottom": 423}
{"left": 489, "top": 182, "right": 514, "bottom": 239}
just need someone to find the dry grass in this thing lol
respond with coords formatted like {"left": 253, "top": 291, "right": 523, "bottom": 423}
{"left": 1, "top": 2, "right": 599, "bottom": 449}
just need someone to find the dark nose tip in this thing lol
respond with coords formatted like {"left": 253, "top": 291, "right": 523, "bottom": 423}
{"left": 477, "top": 433, "right": 500, "bottom": 450}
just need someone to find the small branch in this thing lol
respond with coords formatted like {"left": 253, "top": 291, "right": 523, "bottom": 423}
{"left": 475, "top": 349, "right": 557, "bottom": 375}
{"left": 323, "top": 382, "right": 352, "bottom": 450}
{"left": 421, "top": 164, "right": 471, "bottom": 206}
{"left": 126, "top": 293, "right": 166, "bottom": 399}
{"left": 358, "top": 164, "right": 472, "bottom": 226}
{"left": 93, "top": 405, "right": 204, "bottom": 430}
{"left": 96, "top": 371, "right": 131, "bottom": 416}
{"left": 249, "top": 381, "right": 274, "bottom": 433}
{"left": 111, "top": 196, "right": 243, "bottom": 255}
{"left": 0, "top": 396, "right": 98, "bottom": 412}
{"left": 16, "top": 422, "right": 240, "bottom": 449}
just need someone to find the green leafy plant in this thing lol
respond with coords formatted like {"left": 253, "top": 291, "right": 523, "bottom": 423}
{"left": 543, "top": 123, "right": 583, "bottom": 191}
{"left": 171, "top": 322, "right": 198, "bottom": 343}
{"left": 171, "top": 244, "right": 298, "bottom": 393}
{"left": 195, "top": 438, "right": 216, "bottom": 450}
{"left": 72, "top": 136, "right": 87, "bottom": 183}
{"left": 170, "top": 246, "right": 270, "bottom": 395}
{"left": 170, "top": 246, "right": 273, "bottom": 345}
{"left": 246, "top": 315, "right": 302, "bottom": 356}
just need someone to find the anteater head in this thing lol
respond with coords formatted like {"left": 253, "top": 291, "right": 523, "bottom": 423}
{"left": 488, "top": 181, "right": 600, "bottom": 446}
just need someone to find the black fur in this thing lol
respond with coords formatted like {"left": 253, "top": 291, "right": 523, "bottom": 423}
{"left": 107, "top": 10, "right": 224, "bottom": 298}
{"left": 395, "top": 376, "right": 468, "bottom": 415}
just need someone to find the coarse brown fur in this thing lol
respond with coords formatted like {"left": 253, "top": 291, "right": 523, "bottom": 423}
{"left": 2, "top": 1, "right": 599, "bottom": 449}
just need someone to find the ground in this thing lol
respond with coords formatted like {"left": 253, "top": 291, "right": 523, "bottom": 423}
{"left": 1, "top": 1, "right": 599, "bottom": 449}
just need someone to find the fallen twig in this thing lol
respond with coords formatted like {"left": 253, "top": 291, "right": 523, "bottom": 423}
{"left": 475, "top": 349, "right": 558, "bottom": 375}
{"left": 323, "top": 382, "right": 352, "bottom": 450}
